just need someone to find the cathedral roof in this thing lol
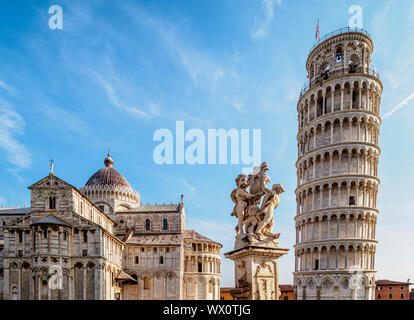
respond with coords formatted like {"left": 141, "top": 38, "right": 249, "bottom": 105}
{"left": 126, "top": 233, "right": 183, "bottom": 245}
{"left": 117, "top": 204, "right": 181, "bottom": 213}
{"left": 183, "top": 230, "right": 222, "bottom": 246}
{"left": 0, "top": 207, "right": 30, "bottom": 215}
{"left": 31, "top": 215, "right": 71, "bottom": 227}
{"left": 85, "top": 154, "right": 132, "bottom": 190}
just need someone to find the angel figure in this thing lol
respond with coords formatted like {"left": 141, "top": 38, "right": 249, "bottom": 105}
{"left": 231, "top": 174, "right": 258, "bottom": 234}
{"left": 255, "top": 183, "right": 285, "bottom": 238}
{"left": 248, "top": 162, "right": 271, "bottom": 205}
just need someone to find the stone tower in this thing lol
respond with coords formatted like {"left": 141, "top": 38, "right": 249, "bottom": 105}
{"left": 293, "top": 28, "right": 382, "bottom": 300}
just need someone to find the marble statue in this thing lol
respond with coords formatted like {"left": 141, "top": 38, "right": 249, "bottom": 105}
{"left": 230, "top": 162, "right": 284, "bottom": 247}
{"left": 225, "top": 161, "right": 289, "bottom": 300}
{"left": 230, "top": 174, "right": 259, "bottom": 235}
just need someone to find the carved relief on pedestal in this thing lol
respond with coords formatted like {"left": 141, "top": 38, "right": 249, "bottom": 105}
{"left": 236, "top": 261, "right": 250, "bottom": 288}
{"left": 255, "top": 262, "right": 275, "bottom": 300}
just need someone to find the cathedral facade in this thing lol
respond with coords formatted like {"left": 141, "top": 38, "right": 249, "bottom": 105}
{"left": 0, "top": 154, "right": 221, "bottom": 300}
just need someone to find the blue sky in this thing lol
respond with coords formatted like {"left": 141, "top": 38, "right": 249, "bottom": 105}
{"left": 1, "top": 0, "right": 414, "bottom": 286}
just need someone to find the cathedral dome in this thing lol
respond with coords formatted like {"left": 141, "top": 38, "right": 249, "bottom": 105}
{"left": 85, "top": 154, "right": 132, "bottom": 190}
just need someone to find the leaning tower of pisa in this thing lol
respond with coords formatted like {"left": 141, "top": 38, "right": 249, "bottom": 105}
{"left": 293, "top": 28, "right": 382, "bottom": 300}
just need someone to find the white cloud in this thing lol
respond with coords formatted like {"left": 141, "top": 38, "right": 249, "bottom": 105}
{"left": 0, "top": 106, "right": 31, "bottom": 169}
{"left": 251, "top": 0, "right": 281, "bottom": 39}
{"left": 91, "top": 71, "right": 152, "bottom": 120}
{"left": 144, "top": 17, "right": 226, "bottom": 93}
{"left": 0, "top": 80, "right": 14, "bottom": 94}
{"left": 181, "top": 179, "right": 196, "bottom": 194}
{"left": 383, "top": 91, "right": 414, "bottom": 119}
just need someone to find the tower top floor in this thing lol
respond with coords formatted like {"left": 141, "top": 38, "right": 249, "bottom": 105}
{"left": 300, "top": 27, "right": 381, "bottom": 101}
{"left": 306, "top": 27, "right": 373, "bottom": 71}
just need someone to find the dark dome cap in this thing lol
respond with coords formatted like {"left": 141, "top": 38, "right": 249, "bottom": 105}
{"left": 85, "top": 154, "right": 132, "bottom": 190}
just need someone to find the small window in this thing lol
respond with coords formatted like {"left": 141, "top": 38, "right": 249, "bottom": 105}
{"left": 401, "top": 287, "right": 404, "bottom": 290}
{"left": 163, "top": 218, "right": 168, "bottom": 230}
{"left": 389, "top": 294, "right": 392, "bottom": 299}
{"left": 62, "top": 232, "right": 67, "bottom": 241}
{"left": 83, "top": 230, "right": 88, "bottom": 243}
{"left": 82, "top": 250, "right": 88, "bottom": 256}
{"left": 18, "top": 250, "right": 23, "bottom": 257}
{"left": 160, "top": 256, "right": 164, "bottom": 264}
{"left": 43, "top": 228, "right": 48, "bottom": 239}
{"left": 401, "top": 293, "right": 404, "bottom": 299}
{"left": 98, "top": 205, "right": 105, "bottom": 212}
{"left": 389, "top": 287, "right": 392, "bottom": 291}
{"left": 378, "top": 294, "right": 381, "bottom": 299}
{"left": 49, "top": 197, "right": 56, "bottom": 210}
{"left": 336, "top": 48, "right": 343, "bottom": 62}
{"left": 18, "top": 230, "right": 23, "bottom": 243}
{"left": 166, "top": 247, "right": 170, "bottom": 252}
{"left": 135, "top": 256, "right": 139, "bottom": 264}
{"left": 198, "top": 262, "right": 202, "bottom": 273}
{"left": 141, "top": 248, "right": 145, "bottom": 252}
{"left": 144, "top": 277, "right": 150, "bottom": 290}
{"left": 154, "top": 247, "right": 157, "bottom": 252}
{"left": 314, "top": 259, "right": 319, "bottom": 270}
{"left": 349, "top": 196, "right": 355, "bottom": 206}
{"left": 145, "top": 219, "right": 151, "bottom": 231}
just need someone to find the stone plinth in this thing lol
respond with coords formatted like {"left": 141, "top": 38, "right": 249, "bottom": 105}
{"left": 224, "top": 245, "right": 289, "bottom": 300}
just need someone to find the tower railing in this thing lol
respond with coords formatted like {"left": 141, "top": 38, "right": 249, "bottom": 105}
{"left": 309, "top": 27, "right": 371, "bottom": 54}
{"left": 299, "top": 67, "right": 380, "bottom": 99}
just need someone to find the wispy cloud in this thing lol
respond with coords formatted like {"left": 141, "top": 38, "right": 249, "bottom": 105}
{"left": 251, "top": 0, "right": 281, "bottom": 39}
{"left": 383, "top": 91, "right": 414, "bottom": 119}
{"left": 0, "top": 80, "right": 14, "bottom": 95}
{"left": 91, "top": 71, "right": 152, "bottom": 120}
{"left": 136, "top": 10, "right": 227, "bottom": 94}
{"left": 181, "top": 179, "right": 196, "bottom": 194}
{"left": 0, "top": 106, "right": 31, "bottom": 169}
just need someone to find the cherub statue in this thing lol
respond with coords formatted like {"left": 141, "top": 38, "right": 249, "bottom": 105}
{"left": 248, "top": 162, "right": 271, "bottom": 205}
{"left": 230, "top": 174, "right": 258, "bottom": 234}
{"left": 245, "top": 184, "right": 285, "bottom": 239}
{"left": 256, "top": 183, "right": 285, "bottom": 238}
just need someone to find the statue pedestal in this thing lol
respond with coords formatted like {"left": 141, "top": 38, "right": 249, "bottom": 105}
{"left": 224, "top": 244, "right": 289, "bottom": 300}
